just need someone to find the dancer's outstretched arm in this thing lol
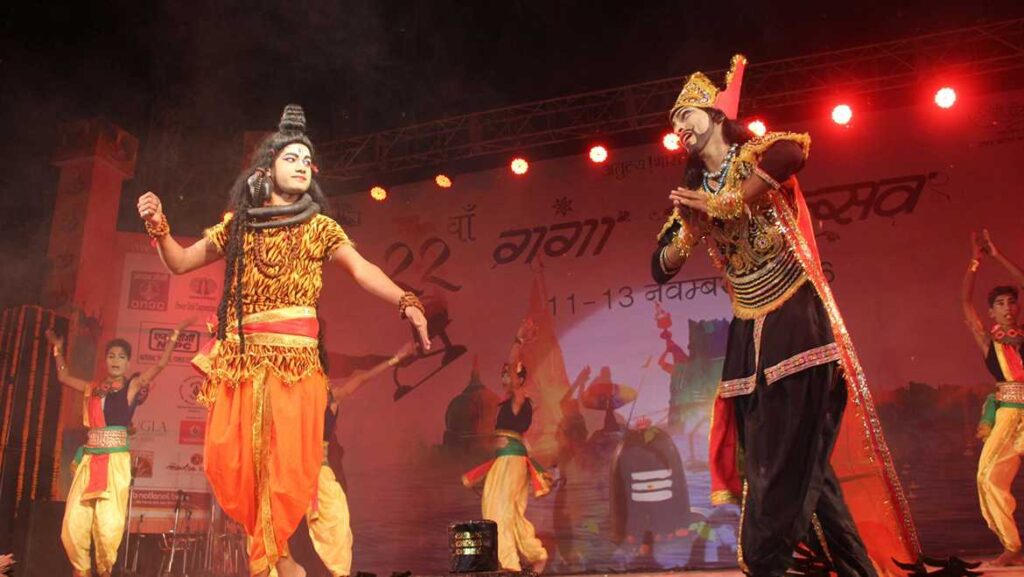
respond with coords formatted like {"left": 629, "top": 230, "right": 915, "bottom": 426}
{"left": 980, "top": 229, "right": 1024, "bottom": 288}
{"left": 330, "top": 244, "right": 430, "bottom": 350}
{"left": 962, "top": 233, "right": 989, "bottom": 355}
{"left": 332, "top": 341, "right": 417, "bottom": 404}
{"left": 137, "top": 191, "right": 222, "bottom": 274}
{"left": 43, "top": 330, "right": 89, "bottom": 392}
{"left": 128, "top": 317, "right": 194, "bottom": 404}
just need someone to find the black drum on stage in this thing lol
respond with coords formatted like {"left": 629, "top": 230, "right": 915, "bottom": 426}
{"left": 448, "top": 520, "right": 498, "bottom": 573}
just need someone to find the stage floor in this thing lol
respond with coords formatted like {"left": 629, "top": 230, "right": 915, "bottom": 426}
{"left": 529, "top": 566, "right": 1024, "bottom": 577}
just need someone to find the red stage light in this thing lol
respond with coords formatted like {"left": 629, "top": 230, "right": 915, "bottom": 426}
{"left": 435, "top": 174, "right": 453, "bottom": 188}
{"left": 662, "top": 133, "right": 681, "bottom": 151}
{"left": 589, "top": 145, "right": 609, "bottom": 164}
{"left": 747, "top": 120, "right": 767, "bottom": 137}
{"left": 935, "top": 87, "right": 957, "bottom": 109}
{"left": 511, "top": 157, "right": 529, "bottom": 175}
{"left": 832, "top": 104, "right": 853, "bottom": 126}
{"left": 370, "top": 186, "right": 388, "bottom": 201}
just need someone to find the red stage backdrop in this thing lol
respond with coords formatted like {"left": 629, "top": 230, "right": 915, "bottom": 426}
{"left": 64, "top": 88, "right": 1024, "bottom": 570}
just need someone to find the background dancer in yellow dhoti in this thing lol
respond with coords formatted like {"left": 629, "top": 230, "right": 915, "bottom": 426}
{"left": 462, "top": 319, "right": 551, "bottom": 574}
{"left": 304, "top": 339, "right": 418, "bottom": 577}
{"left": 962, "top": 229, "right": 1024, "bottom": 567}
{"left": 45, "top": 319, "right": 188, "bottom": 577}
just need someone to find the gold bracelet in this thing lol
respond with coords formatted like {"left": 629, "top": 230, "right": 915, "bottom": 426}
{"left": 399, "top": 292, "right": 425, "bottom": 320}
{"left": 387, "top": 356, "right": 401, "bottom": 367}
{"left": 169, "top": 330, "right": 181, "bottom": 343}
{"left": 145, "top": 218, "right": 171, "bottom": 239}
{"left": 659, "top": 245, "right": 682, "bottom": 275}
{"left": 52, "top": 346, "right": 62, "bottom": 358}
{"left": 706, "top": 189, "right": 745, "bottom": 220}
{"left": 969, "top": 259, "right": 980, "bottom": 273}
{"left": 670, "top": 221, "right": 698, "bottom": 260}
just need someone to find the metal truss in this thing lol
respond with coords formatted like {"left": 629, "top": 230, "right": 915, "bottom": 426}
{"left": 317, "top": 18, "right": 1024, "bottom": 185}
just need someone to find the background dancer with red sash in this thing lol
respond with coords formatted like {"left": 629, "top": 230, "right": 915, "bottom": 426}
{"left": 962, "top": 229, "right": 1024, "bottom": 566}
{"left": 45, "top": 319, "right": 187, "bottom": 577}
{"left": 462, "top": 319, "right": 551, "bottom": 574}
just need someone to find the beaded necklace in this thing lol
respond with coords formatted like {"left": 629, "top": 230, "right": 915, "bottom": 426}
{"left": 701, "top": 144, "right": 739, "bottom": 193}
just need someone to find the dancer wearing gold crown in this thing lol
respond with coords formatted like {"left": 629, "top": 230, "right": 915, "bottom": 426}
{"left": 650, "top": 55, "right": 918, "bottom": 576}
{"left": 136, "top": 105, "right": 431, "bottom": 577}
{"left": 962, "top": 230, "right": 1024, "bottom": 567}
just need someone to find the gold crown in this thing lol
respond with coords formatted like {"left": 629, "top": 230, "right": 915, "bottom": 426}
{"left": 669, "top": 54, "right": 747, "bottom": 120}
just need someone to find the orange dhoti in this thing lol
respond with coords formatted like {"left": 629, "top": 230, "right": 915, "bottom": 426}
{"left": 195, "top": 307, "right": 328, "bottom": 575}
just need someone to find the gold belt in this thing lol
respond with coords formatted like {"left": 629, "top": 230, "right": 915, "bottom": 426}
{"left": 997, "top": 382, "right": 1024, "bottom": 404}
{"left": 87, "top": 428, "right": 128, "bottom": 449}
{"left": 728, "top": 252, "right": 808, "bottom": 319}
{"left": 494, "top": 429, "right": 524, "bottom": 442}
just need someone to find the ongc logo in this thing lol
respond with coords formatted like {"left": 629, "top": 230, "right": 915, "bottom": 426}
{"left": 128, "top": 272, "right": 169, "bottom": 311}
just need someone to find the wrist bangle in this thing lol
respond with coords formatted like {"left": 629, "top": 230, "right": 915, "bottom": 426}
{"left": 969, "top": 259, "right": 980, "bottom": 273}
{"left": 169, "top": 330, "right": 180, "bottom": 343}
{"left": 387, "top": 356, "right": 401, "bottom": 367}
{"left": 659, "top": 245, "right": 683, "bottom": 275}
{"left": 399, "top": 292, "right": 425, "bottom": 320}
{"left": 145, "top": 218, "right": 170, "bottom": 239}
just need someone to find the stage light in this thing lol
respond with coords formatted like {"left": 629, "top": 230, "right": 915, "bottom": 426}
{"left": 935, "top": 87, "right": 957, "bottom": 109}
{"left": 511, "top": 157, "right": 529, "bottom": 175}
{"left": 589, "top": 145, "right": 609, "bottom": 164}
{"left": 832, "top": 104, "right": 853, "bottom": 126}
{"left": 435, "top": 174, "right": 453, "bottom": 188}
{"left": 747, "top": 120, "right": 767, "bottom": 137}
{"left": 370, "top": 186, "right": 388, "bottom": 201}
{"left": 662, "top": 133, "right": 681, "bottom": 151}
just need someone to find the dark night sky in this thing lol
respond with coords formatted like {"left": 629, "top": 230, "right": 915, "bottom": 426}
{"left": 1, "top": 0, "right": 1021, "bottom": 308}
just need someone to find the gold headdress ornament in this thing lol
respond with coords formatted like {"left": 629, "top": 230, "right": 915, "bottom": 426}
{"left": 669, "top": 54, "right": 748, "bottom": 121}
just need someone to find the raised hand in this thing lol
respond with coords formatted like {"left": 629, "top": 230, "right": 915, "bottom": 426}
{"left": 176, "top": 316, "right": 198, "bottom": 332}
{"left": 44, "top": 328, "right": 64, "bottom": 351}
{"left": 971, "top": 231, "right": 984, "bottom": 261}
{"left": 137, "top": 191, "right": 165, "bottom": 225}
{"left": 669, "top": 187, "right": 712, "bottom": 214}
{"left": 980, "top": 228, "right": 1000, "bottom": 258}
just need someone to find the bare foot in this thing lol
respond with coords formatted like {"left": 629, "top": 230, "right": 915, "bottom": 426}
{"left": 277, "top": 556, "right": 307, "bottom": 577}
{"left": 989, "top": 550, "right": 1024, "bottom": 567}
